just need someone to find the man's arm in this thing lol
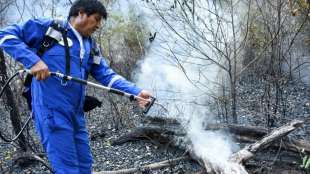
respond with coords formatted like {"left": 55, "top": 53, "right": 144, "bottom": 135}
{"left": 90, "top": 58, "right": 152, "bottom": 107}
{"left": 0, "top": 18, "right": 51, "bottom": 79}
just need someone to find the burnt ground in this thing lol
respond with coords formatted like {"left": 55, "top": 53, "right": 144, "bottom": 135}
{"left": 0, "top": 114, "right": 202, "bottom": 174}
{"left": 0, "top": 78, "right": 309, "bottom": 174}
{"left": 0, "top": 93, "right": 202, "bottom": 174}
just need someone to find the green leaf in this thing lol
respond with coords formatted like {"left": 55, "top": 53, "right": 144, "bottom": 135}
{"left": 302, "top": 156, "right": 308, "bottom": 167}
{"left": 305, "top": 156, "right": 310, "bottom": 169}
{"left": 301, "top": 155, "right": 310, "bottom": 169}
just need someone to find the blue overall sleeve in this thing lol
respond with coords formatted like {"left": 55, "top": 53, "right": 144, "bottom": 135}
{"left": 91, "top": 58, "right": 142, "bottom": 96}
{"left": 0, "top": 18, "right": 52, "bottom": 69}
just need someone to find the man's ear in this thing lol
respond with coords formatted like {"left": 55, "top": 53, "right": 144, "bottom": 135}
{"left": 78, "top": 9, "right": 86, "bottom": 17}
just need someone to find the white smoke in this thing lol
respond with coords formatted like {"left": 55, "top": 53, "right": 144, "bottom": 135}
{"left": 187, "top": 114, "right": 239, "bottom": 172}
{"left": 118, "top": 0, "right": 243, "bottom": 172}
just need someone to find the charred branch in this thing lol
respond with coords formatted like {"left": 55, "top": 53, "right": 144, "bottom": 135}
{"left": 229, "top": 120, "right": 304, "bottom": 164}
{"left": 94, "top": 156, "right": 189, "bottom": 174}
{"left": 1, "top": 152, "right": 52, "bottom": 173}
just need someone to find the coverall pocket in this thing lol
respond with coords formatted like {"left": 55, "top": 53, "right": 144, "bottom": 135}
{"left": 45, "top": 108, "right": 73, "bottom": 132}
{"left": 46, "top": 109, "right": 58, "bottom": 131}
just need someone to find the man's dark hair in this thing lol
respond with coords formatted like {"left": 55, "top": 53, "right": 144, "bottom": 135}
{"left": 69, "top": 0, "right": 107, "bottom": 19}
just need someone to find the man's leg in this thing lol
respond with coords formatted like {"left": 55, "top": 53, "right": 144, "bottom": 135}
{"left": 74, "top": 112, "right": 93, "bottom": 174}
{"left": 33, "top": 106, "right": 80, "bottom": 174}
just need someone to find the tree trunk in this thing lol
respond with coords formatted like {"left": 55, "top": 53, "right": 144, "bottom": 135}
{"left": 0, "top": 49, "right": 28, "bottom": 151}
{"left": 231, "top": 79, "right": 237, "bottom": 123}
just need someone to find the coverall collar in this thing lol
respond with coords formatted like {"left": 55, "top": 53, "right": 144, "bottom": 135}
{"left": 68, "top": 22, "right": 86, "bottom": 59}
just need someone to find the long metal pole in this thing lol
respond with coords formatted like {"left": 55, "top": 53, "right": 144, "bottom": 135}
{"left": 22, "top": 69, "right": 156, "bottom": 114}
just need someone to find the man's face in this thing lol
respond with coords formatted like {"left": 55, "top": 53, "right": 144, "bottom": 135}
{"left": 78, "top": 12, "right": 103, "bottom": 37}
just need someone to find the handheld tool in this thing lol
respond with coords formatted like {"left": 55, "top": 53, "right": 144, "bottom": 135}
{"left": 24, "top": 69, "right": 156, "bottom": 114}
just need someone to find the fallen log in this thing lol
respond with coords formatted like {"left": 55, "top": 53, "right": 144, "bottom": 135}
{"left": 229, "top": 120, "right": 304, "bottom": 164}
{"left": 93, "top": 156, "right": 189, "bottom": 174}
{"left": 111, "top": 126, "right": 181, "bottom": 146}
{"left": 205, "top": 124, "right": 268, "bottom": 138}
{"left": 140, "top": 116, "right": 268, "bottom": 137}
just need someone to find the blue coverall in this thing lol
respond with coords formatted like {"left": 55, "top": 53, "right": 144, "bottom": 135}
{"left": 0, "top": 18, "right": 142, "bottom": 174}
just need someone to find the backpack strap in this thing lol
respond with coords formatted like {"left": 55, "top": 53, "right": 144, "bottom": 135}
{"left": 37, "top": 19, "right": 70, "bottom": 77}
{"left": 60, "top": 26, "right": 70, "bottom": 78}
{"left": 37, "top": 20, "right": 65, "bottom": 55}
{"left": 90, "top": 38, "right": 102, "bottom": 65}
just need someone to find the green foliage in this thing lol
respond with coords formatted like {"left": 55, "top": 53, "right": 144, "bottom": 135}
{"left": 247, "top": 24, "right": 266, "bottom": 49}
{"left": 296, "top": 0, "right": 310, "bottom": 10}
{"left": 98, "top": 7, "right": 149, "bottom": 80}
{"left": 301, "top": 155, "right": 310, "bottom": 170}
{"left": 101, "top": 9, "right": 148, "bottom": 57}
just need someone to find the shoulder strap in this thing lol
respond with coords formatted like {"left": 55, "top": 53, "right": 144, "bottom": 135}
{"left": 37, "top": 20, "right": 64, "bottom": 56}
{"left": 37, "top": 19, "right": 70, "bottom": 77}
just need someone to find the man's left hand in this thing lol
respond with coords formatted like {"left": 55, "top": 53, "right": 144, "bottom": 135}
{"left": 137, "top": 90, "right": 152, "bottom": 108}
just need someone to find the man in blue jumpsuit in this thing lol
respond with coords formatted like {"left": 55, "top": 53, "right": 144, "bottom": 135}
{"left": 0, "top": 0, "right": 152, "bottom": 173}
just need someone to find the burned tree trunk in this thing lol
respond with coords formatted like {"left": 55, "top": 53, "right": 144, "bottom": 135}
{"left": 230, "top": 120, "right": 304, "bottom": 164}
{"left": 0, "top": 49, "right": 28, "bottom": 151}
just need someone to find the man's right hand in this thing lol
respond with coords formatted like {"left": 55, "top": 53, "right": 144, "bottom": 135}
{"left": 30, "top": 60, "right": 50, "bottom": 80}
